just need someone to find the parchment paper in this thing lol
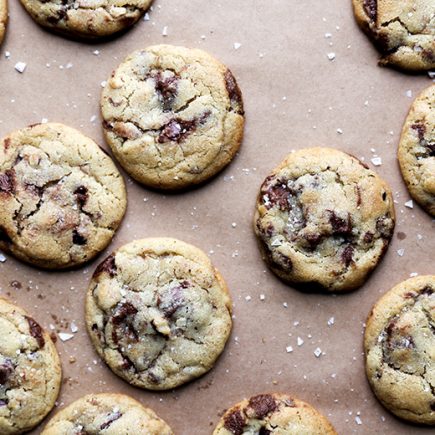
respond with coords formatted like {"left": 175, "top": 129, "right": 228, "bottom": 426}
{"left": 0, "top": 1, "right": 434, "bottom": 433}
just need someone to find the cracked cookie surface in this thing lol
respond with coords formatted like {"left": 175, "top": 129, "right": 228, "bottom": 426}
{"left": 0, "top": 298, "right": 61, "bottom": 434}
{"left": 0, "top": 123, "right": 127, "bottom": 269}
{"left": 352, "top": 0, "right": 435, "bottom": 71}
{"left": 213, "top": 393, "right": 337, "bottom": 435}
{"left": 398, "top": 84, "right": 435, "bottom": 216}
{"left": 85, "top": 237, "right": 233, "bottom": 390}
{"left": 19, "top": 0, "right": 153, "bottom": 38}
{"left": 41, "top": 393, "right": 173, "bottom": 434}
{"left": 254, "top": 147, "right": 395, "bottom": 292}
{"left": 364, "top": 276, "right": 435, "bottom": 424}
{"left": 0, "top": 0, "right": 7, "bottom": 45}
{"left": 101, "top": 44, "right": 244, "bottom": 190}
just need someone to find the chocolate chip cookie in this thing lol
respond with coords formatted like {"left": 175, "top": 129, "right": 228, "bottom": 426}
{"left": 398, "top": 84, "right": 435, "bottom": 216}
{"left": 365, "top": 276, "right": 435, "bottom": 424}
{"left": 0, "top": 123, "right": 127, "bottom": 269}
{"left": 0, "top": 298, "right": 61, "bottom": 434}
{"left": 213, "top": 393, "right": 337, "bottom": 435}
{"left": 352, "top": 0, "right": 435, "bottom": 71}
{"left": 254, "top": 147, "right": 395, "bottom": 292}
{"left": 41, "top": 393, "right": 173, "bottom": 434}
{"left": 86, "top": 237, "right": 233, "bottom": 390}
{"left": 0, "top": 0, "right": 7, "bottom": 45}
{"left": 101, "top": 44, "right": 244, "bottom": 190}
{"left": 19, "top": 0, "right": 153, "bottom": 39}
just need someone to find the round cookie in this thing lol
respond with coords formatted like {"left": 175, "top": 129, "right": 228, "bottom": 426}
{"left": 41, "top": 393, "right": 173, "bottom": 434}
{"left": 0, "top": 0, "right": 7, "bottom": 45}
{"left": 352, "top": 0, "right": 435, "bottom": 71}
{"left": 254, "top": 147, "right": 395, "bottom": 292}
{"left": 0, "top": 123, "right": 127, "bottom": 269}
{"left": 85, "top": 237, "right": 233, "bottom": 390}
{"left": 0, "top": 298, "right": 61, "bottom": 434}
{"left": 364, "top": 275, "right": 435, "bottom": 424}
{"left": 213, "top": 393, "right": 337, "bottom": 435}
{"left": 398, "top": 84, "right": 435, "bottom": 216}
{"left": 101, "top": 44, "right": 244, "bottom": 190}
{"left": 19, "top": 0, "right": 153, "bottom": 39}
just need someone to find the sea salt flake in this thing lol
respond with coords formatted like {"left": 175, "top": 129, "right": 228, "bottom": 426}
{"left": 14, "top": 62, "right": 27, "bottom": 73}
{"left": 336, "top": 128, "right": 343, "bottom": 134}
{"left": 405, "top": 90, "right": 412, "bottom": 98}
{"left": 70, "top": 322, "right": 78, "bottom": 333}
{"left": 355, "top": 416, "right": 362, "bottom": 425}
{"left": 0, "top": 252, "right": 6, "bottom": 262}
{"left": 327, "top": 52, "right": 336, "bottom": 60}
{"left": 297, "top": 337, "right": 304, "bottom": 346}
{"left": 245, "top": 295, "right": 252, "bottom": 301}
{"left": 233, "top": 42, "right": 242, "bottom": 50}
{"left": 405, "top": 200, "right": 413, "bottom": 209}
{"left": 397, "top": 248, "right": 405, "bottom": 257}
{"left": 286, "top": 346, "right": 293, "bottom": 353}
{"left": 58, "top": 333, "right": 74, "bottom": 342}
{"left": 260, "top": 294, "right": 265, "bottom": 301}
{"left": 314, "top": 347, "right": 322, "bottom": 358}
{"left": 371, "top": 157, "right": 382, "bottom": 166}
{"left": 327, "top": 317, "right": 335, "bottom": 326}
{"left": 162, "top": 26, "right": 168, "bottom": 36}
{"left": 143, "top": 12, "right": 150, "bottom": 21}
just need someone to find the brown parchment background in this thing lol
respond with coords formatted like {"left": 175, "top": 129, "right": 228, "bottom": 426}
{"left": 0, "top": 1, "right": 434, "bottom": 434}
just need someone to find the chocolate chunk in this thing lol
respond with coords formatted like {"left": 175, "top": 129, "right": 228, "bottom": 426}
{"left": 0, "top": 226, "right": 12, "bottom": 244}
{"left": 72, "top": 230, "right": 87, "bottom": 245}
{"left": 74, "top": 186, "right": 88, "bottom": 207}
{"left": 159, "top": 283, "right": 187, "bottom": 318}
{"left": 25, "top": 316, "right": 45, "bottom": 348}
{"left": 248, "top": 394, "right": 277, "bottom": 419}
{"left": 259, "top": 428, "right": 271, "bottom": 435}
{"left": 112, "top": 302, "right": 138, "bottom": 325}
{"left": 363, "top": 231, "right": 374, "bottom": 244}
{"left": 363, "top": 0, "right": 377, "bottom": 21}
{"left": 100, "top": 411, "right": 122, "bottom": 430}
{"left": 411, "top": 122, "right": 426, "bottom": 142}
{"left": 148, "top": 372, "right": 161, "bottom": 384}
{"left": 341, "top": 245, "right": 354, "bottom": 267}
{"left": 421, "top": 286, "right": 434, "bottom": 296}
{"left": 431, "top": 401, "right": 435, "bottom": 411}
{"left": 276, "top": 252, "right": 293, "bottom": 271}
{"left": 224, "top": 69, "right": 244, "bottom": 115}
{"left": 223, "top": 408, "right": 245, "bottom": 435}
{"left": 0, "top": 360, "right": 14, "bottom": 385}
{"left": 328, "top": 211, "right": 352, "bottom": 235}
{"left": 154, "top": 72, "right": 179, "bottom": 112}
{"left": 93, "top": 254, "right": 117, "bottom": 278}
{"left": 157, "top": 112, "right": 211, "bottom": 144}
{"left": 304, "top": 233, "right": 323, "bottom": 250}
{"left": 0, "top": 170, "right": 16, "bottom": 194}
{"left": 261, "top": 178, "right": 297, "bottom": 211}
{"left": 112, "top": 302, "right": 139, "bottom": 344}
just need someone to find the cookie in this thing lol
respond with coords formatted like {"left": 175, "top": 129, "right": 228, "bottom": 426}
{"left": 254, "top": 147, "right": 395, "bottom": 292}
{"left": 86, "top": 237, "right": 233, "bottom": 390}
{"left": 352, "top": 0, "right": 435, "bottom": 71}
{"left": 0, "top": 298, "right": 61, "bottom": 434}
{"left": 0, "top": 0, "right": 7, "bottom": 45}
{"left": 19, "top": 0, "right": 153, "bottom": 39}
{"left": 101, "top": 44, "right": 244, "bottom": 190}
{"left": 0, "top": 123, "right": 127, "bottom": 269}
{"left": 364, "top": 275, "right": 435, "bottom": 424}
{"left": 398, "top": 84, "right": 435, "bottom": 216}
{"left": 41, "top": 393, "right": 173, "bottom": 434}
{"left": 213, "top": 393, "right": 337, "bottom": 435}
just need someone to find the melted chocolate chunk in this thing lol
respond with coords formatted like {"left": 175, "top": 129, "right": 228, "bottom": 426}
{"left": 261, "top": 177, "right": 297, "bottom": 211}
{"left": 112, "top": 302, "right": 139, "bottom": 344}
{"left": 363, "top": 0, "right": 377, "bottom": 21}
{"left": 159, "top": 283, "right": 188, "bottom": 318}
{"left": 25, "top": 316, "right": 45, "bottom": 348}
{"left": 74, "top": 185, "right": 88, "bottom": 207}
{"left": 72, "top": 230, "right": 87, "bottom": 245}
{"left": 112, "top": 302, "right": 138, "bottom": 326}
{"left": 224, "top": 69, "right": 244, "bottom": 115}
{"left": 363, "top": 231, "right": 374, "bottom": 244}
{"left": 93, "top": 255, "right": 117, "bottom": 278}
{"left": 154, "top": 72, "right": 179, "bottom": 112}
{"left": 341, "top": 245, "right": 354, "bottom": 267}
{"left": 0, "top": 170, "right": 16, "bottom": 194}
{"left": 100, "top": 411, "right": 122, "bottom": 430}
{"left": 0, "top": 360, "right": 14, "bottom": 385}
{"left": 304, "top": 233, "right": 323, "bottom": 250}
{"left": 157, "top": 112, "right": 211, "bottom": 144}
{"left": 248, "top": 394, "right": 277, "bottom": 419}
{"left": 421, "top": 286, "right": 434, "bottom": 296}
{"left": 259, "top": 428, "right": 271, "bottom": 435}
{"left": 328, "top": 211, "right": 352, "bottom": 235}
{"left": 223, "top": 408, "right": 245, "bottom": 435}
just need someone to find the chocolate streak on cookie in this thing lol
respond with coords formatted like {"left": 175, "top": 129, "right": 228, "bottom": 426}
{"left": 0, "top": 359, "right": 14, "bottom": 385}
{"left": 224, "top": 69, "right": 244, "bottom": 115}
{"left": 153, "top": 71, "right": 179, "bottom": 112}
{"left": 100, "top": 411, "right": 122, "bottom": 430}
{"left": 74, "top": 185, "right": 88, "bottom": 207}
{"left": 25, "top": 316, "right": 45, "bottom": 348}
{"left": 0, "top": 170, "right": 16, "bottom": 194}
{"left": 363, "top": 0, "right": 377, "bottom": 21}
{"left": 93, "top": 254, "right": 117, "bottom": 278}
{"left": 111, "top": 302, "right": 139, "bottom": 344}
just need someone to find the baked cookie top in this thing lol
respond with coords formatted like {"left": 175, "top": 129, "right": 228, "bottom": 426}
{"left": 398, "top": 84, "right": 435, "bottom": 216}
{"left": 352, "top": 0, "right": 435, "bottom": 71}
{"left": 0, "top": 0, "right": 7, "bottom": 45}
{"left": 254, "top": 147, "right": 395, "bottom": 292}
{"left": 19, "top": 0, "right": 153, "bottom": 39}
{"left": 101, "top": 44, "right": 244, "bottom": 190}
{"left": 86, "top": 238, "right": 233, "bottom": 390}
{"left": 0, "top": 298, "right": 61, "bottom": 435}
{"left": 213, "top": 393, "right": 337, "bottom": 435}
{"left": 41, "top": 393, "right": 173, "bottom": 434}
{"left": 364, "top": 275, "right": 435, "bottom": 424}
{"left": 0, "top": 123, "right": 127, "bottom": 269}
